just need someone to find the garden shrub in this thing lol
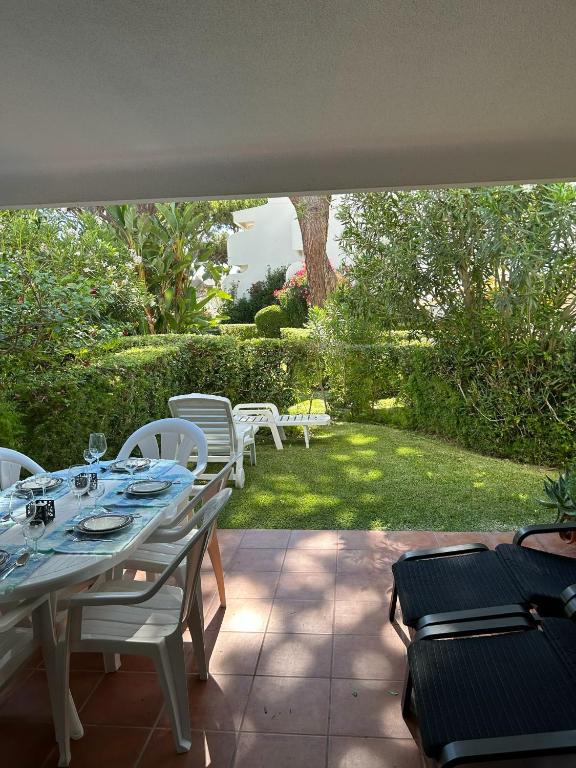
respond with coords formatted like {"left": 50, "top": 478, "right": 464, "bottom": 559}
{"left": 274, "top": 267, "right": 309, "bottom": 326}
{"left": 219, "top": 324, "right": 258, "bottom": 340}
{"left": 14, "top": 334, "right": 318, "bottom": 469}
{"left": 280, "top": 328, "right": 312, "bottom": 340}
{"left": 396, "top": 343, "right": 576, "bottom": 466}
{"left": 254, "top": 305, "right": 288, "bottom": 338}
{"left": 223, "top": 266, "right": 285, "bottom": 323}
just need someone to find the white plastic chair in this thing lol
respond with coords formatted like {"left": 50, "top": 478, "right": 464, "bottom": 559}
{"left": 0, "top": 595, "right": 83, "bottom": 767}
{"left": 123, "top": 459, "right": 235, "bottom": 612}
{"left": 169, "top": 394, "right": 256, "bottom": 488}
{"left": 116, "top": 418, "right": 208, "bottom": 474}
{"left": 0, "top": 447, "right": 45, "bottom": 490}
{"left": 232, "top": 402, "right": 286, "bottom": 450}
{"left": 57, "top": 490, "right": 231, "bottom": 758}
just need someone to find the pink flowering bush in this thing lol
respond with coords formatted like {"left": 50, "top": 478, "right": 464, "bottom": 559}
{"left": 273, "top": 267, "right": 310, "bottom": 326}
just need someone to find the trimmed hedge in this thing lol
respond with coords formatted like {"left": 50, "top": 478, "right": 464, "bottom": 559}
{"left": 280, "top": 328, "right": 312, "bottom": 340}
{"left": 395, "top": 344, "right": 576, "bottom": 466}
{"left": 218, "top": 324, "right": 257, "bottom": 340}
{"left": 12, "top": 334, "right": 318, "bottom": 470}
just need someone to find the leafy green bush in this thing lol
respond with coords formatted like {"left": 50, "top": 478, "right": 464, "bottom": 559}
{"left": 280, "top": 328, "right": 312, "bottom": 340}
{"left": 219, "top": 324, "right": 258, "bottom": 340}
{"left": 14, "top": 334, "right": 318, "bottom": 469}
{"left": 254, "top": 305, "right": 288, "bottom": 338}
{"left": 274, "top": 267, "right": 309, "bottom": 327}
{"left": 396, "top": 343, "right": 576, "bottom": 466}
{"left": 223, "top": 267, "right": 286, "bottom": 323}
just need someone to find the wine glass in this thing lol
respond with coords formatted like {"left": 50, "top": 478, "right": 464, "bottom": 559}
{"left": 124, "top": 457, "right": 142, "bottom": 490}
{"left": 86, "top": 476, "right": 106, "bottom": 513}
{"left": 83, "top": 448, "right": 96, "bottom": 467}
{"left": 89, "top": 433, "right": 107, "bottom": 473}
{"left": 67, "top": 466, "right": 89, "bottom": 512}
{"left": 26, "top": 518, "right": 45, "bottom": 560}
{"left": 9, "top": 489, "right": 35, "bottom": 550}
{"left": 32, "top": 472, "right": 53, "bottom": 503}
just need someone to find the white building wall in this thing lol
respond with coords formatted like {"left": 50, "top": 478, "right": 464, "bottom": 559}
{"left": 225, "top": 196, "right": 345, "bottom": 298}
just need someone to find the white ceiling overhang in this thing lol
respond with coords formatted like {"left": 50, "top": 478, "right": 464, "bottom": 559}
{"left": 1, "top": 1, "right": 575, "bottom": 208}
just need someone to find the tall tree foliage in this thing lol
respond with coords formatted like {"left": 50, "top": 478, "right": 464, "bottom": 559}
{"left": 337, "top": 185, "right": 576, "bottom": 349}
{"left": 101, "top": 199, "right": 265, "bottom": 333}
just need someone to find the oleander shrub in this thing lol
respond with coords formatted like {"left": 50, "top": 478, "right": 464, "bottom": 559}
{"left": 223, "top": 266, "right": 286, "bottom": 323}
{"left": 254, "top": 305, "right": 288, "bottom": 338}
{"left": 219, "top": 324, "right": 258, "bottom": 340}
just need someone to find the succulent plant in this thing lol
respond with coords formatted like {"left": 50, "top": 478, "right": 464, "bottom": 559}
{"left": 538, "top": 467, "right": 576, "bottom": 521}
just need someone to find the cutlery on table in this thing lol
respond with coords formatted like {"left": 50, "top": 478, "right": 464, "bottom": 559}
{"left": 0, "top": 551, "right": 30, "bottom": 580}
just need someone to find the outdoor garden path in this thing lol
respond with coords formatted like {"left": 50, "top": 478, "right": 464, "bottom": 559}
{"left": 1, "top": 528, "right": 573, "bottom": 768}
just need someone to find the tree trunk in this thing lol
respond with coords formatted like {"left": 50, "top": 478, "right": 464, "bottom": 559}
{"left": 290, "top": 195, "right": 337, "bottom": 307}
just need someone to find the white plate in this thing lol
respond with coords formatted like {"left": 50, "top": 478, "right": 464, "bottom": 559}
{"left": 17, "top": 476, "right": 62, "bottom": 494}
{"left": 76, "top": 514, "right": 133, "bottom": 534}
{"left": 109, "top": 459, "right": 151, "bottom": 473}
{"left": 126, "top": 479, "right": 172, "bottom": 496}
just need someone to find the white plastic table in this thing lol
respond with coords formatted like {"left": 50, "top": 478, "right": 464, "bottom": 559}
{"left": 0, "top": 468, "right": 197, "bottom": 766}
{"left": 0, "top": 471, "right": 196, "bottom": 601}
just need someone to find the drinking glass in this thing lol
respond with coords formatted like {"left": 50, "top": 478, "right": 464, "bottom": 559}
{"left": 9, "top": 489, "right": 35, "bottom": 550}
{"left": 83, "top": 449, "right": 96, "bottom": 467}
{"left": 67, "top": 466, "right": 89, "bottom": 512}
{"left": 86, "top": 476, "right": 106, "bottom": 513}
{"left": 88, "top": 433, "right": 107, "bottom": 473}
{"left": 26, "top": 519, "right": 45, "bottom": 559}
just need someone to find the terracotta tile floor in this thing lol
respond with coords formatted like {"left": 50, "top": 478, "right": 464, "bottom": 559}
{"left": 1, "top": 528, "right": 575, "bottom": 768}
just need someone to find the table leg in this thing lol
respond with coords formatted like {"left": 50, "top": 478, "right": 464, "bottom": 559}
{"left": 303, "top": 426, "right": 310, "bottom": 448}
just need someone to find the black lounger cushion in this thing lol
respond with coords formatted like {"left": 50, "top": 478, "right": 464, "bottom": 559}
{"left": 409, "top": 618, "right": 576, "bottom": 758}
{"left": 392, "top": 550, "right": 523, "bottom": 627}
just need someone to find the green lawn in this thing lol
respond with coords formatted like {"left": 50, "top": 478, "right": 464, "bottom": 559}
{"left": 220, "top": 422, "right": 553, "bottom": 531}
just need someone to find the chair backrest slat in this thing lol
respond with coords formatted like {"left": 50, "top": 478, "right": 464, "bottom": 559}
{"left": 169, "top": 395, "right": 239, "bottom": 456}
{"left": 117, "top": 418, "right": 208, "bottom": 474}
{"left": 0, "top": 448, "right": 45, "bottom": 491}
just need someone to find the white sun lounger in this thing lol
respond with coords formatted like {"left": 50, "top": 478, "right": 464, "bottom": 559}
{"left": 232, "top": 402, "right": 330, "bottom": 449}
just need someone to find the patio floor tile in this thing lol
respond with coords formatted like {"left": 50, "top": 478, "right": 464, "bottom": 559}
{"left": 4, "top": 722, "right": 63, "bottom": 768}
{"left": 337, "top": 530, "right": 391, "bottom": 550}
{"left": 79, "top": 671, "right": 164, "bottom": 727}
{"left": 268, "top": 599, "right": 334, "bottom": 634}
{"left": 42, "top": 725, "right": 149, "bottom": 768}
{"left": 289, "top": 529, "right": 339, "bottom": 549}
{"left": 196, "top": 631, "right": 264, "bottom": 676}
{"left": 240, "top": 529, "right": 291, "bottom": 548}
{"left": 257, "top": 632, "right": 332, "bottom": 677}
{"left": 160, "top": 674, "right": 253, "bottom": 732}
{"left": 282, "top": 548, "right": 338, "bottom": 572}
{"left": 334, "top": 601, "right": 388, "bottom": 637}
{"left": 335, "top": 573, "right": 393, "bottom": 603}
{"left": 328, "top": 735, "right": 422, "bottom": 768}
{"left": 0, "top": 668, "right": 103, "bottom": 724}
{"left": 385, "top": 531, "right": 438, "bottom": 551}
{"left": 332, "top": 631, "right": 406, "bottom": 680}
{"left": 223, "top": 571, "right": 280, "bottom": 599}
{"left": 207, "top": 599, "right": 273, "bottom": 633}
{"left": 242, "top": 675, "right": 330, "bottom": 734}
{"left": 229, "top": 548, "right": 286, "bottom": 572}
{"left": 139, "top": 728, "right": 238, "bottom": 768}
{"left": 330, "top": 679, "right": 411, "bottom": 738}
{"left": 234, "top": 732, "right": 326, "bottom": 767}
{"left": 276, "top": 571, "right": 336, "bottom": 599}
{"left": 337, "top": 550, "right": 395, "bottom": 575}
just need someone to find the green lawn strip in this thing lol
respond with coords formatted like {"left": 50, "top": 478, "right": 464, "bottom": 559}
{"left": 219, "top": 422, "right": 552, "bottom": 531}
